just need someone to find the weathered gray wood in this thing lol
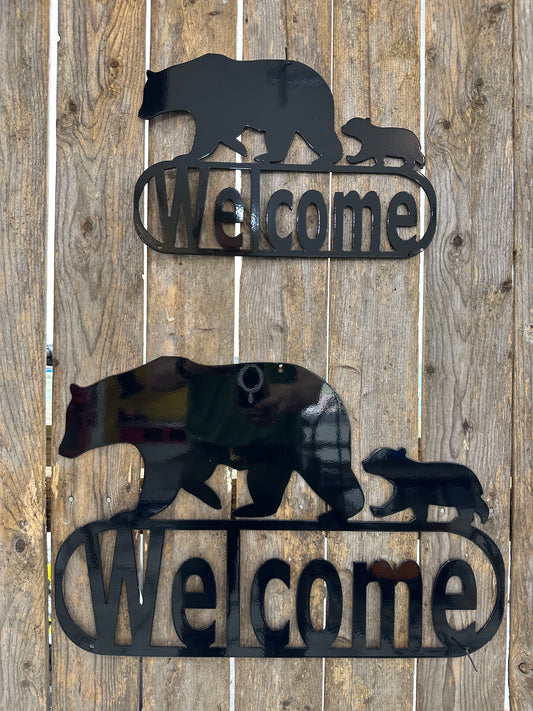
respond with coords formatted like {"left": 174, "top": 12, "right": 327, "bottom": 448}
{"left": 325, "top": 1, "right": 420, "bottom": 707}
{"left": 509, "top": 0, "right": 533, "bottom": 707}
{"left": 51, "top": 1, "right": 146, "bottom": 708}
{"left": 417, "top": 1, "right": 513, "bottom": 709}
{"left": 140, "top": 1, "right": 236, "bottom": 709}
{"left": 0, "top": 2, "right": 49, "bottom": 709}
{"left": 234, "top": 1, "right": 332, "bottom": 707}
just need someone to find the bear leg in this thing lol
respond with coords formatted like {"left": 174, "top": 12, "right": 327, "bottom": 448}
{"left": 189, "top": 127, "right": 222, "bottom": 160}
{"left": 410, "top": 501, "right": 429, "bottom": 522}
{"left": 110, "top": 460, "right": 185, "bottom": 524}
{"left": 220, "top": 135, "right": 248, "bottom": 157}
{"left": 318, "top": 484, "right": 365, "bottom": 524}
{"left": 180, "top": 445, "right": 222, "bottom": 509}
{"left": 299, "top": 122, "right": 343, "bottom": 166}
{"left": 233, "top": 457, "right": 293, "bottom": 517}
{"left": 299, "top": 458, "right": 364, "bottom": 522}
{"left": 255, "top": 128, "right": 296, "bottom": 164}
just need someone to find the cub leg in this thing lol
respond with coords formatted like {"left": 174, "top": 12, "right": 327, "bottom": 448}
{"left": 456, "top": 508, "right": 475, "bottom": 525}
{"left": 370, "top": 491, "right": 408, "bottom": 518}
{"left": 346, "top": 148, "right": 372, "bottom": 165}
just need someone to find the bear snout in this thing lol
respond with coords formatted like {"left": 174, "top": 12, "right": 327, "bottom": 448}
{"left": 58, "top": 431, "right": 84, "bottom": 458}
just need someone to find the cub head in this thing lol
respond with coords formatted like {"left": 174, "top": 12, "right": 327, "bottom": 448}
{"left": 341, "top": 117, "right": 372, "bottom": 139}
{"left": 362, "top": 447, "right": 407, "bottom": 474}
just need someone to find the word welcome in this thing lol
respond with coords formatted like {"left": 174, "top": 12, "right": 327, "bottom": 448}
{"left": 55, "top": 520, "right": 503, "bottom": 658}
{"left": 133, "top": 160, "right": 436, "bottom": 258}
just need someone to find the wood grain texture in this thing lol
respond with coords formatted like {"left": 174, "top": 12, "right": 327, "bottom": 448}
{"left": 509, "top": 0, "right": 533, "bottom": 707}
{"left": 51, "top": 1, "right": 146, "bottom": 708}
{"left": 0, "top": 2, "right": 49, "bottom": 709}
{"left": 325, "top": 2, "right": 420, "bottom": 708}
{"left": 141, "top": 1, "right": 236, "bottom": 709}
{"left": 417, "top": 1, "right": 513, "bottom": 709}
{"left": 234, "top": 1, "right": 331, "bottom": 707}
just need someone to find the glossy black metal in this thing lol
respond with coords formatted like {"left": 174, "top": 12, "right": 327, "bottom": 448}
{"left": 296, "top": 559, "right": 343, "bottom": 650}
{"left": 172, "top": 557, "right": 217, "bottom": 651}
{"left": 58, "top": 357, "right": 365, "bottom": 524}
{"left": 250, "top": 559, "right": 291, "bottom": 652}
{"left": 55, "top": 518, "right": 505, "bottom": 659}
{"left": 362, "top": 447, "right": 490, "bottom": 525}
{"left": 57, "top": 360, "right": 504, "bottom": 659}
{"left": 134, "top": 54, "right": 436, "bottom": 258}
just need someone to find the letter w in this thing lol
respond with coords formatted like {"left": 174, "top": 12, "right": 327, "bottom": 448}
{"left": 86, "top": 528, "right": 164, "bottom": 653}
{"left": 155, "top": 163, "right": 209, "bottom": 250}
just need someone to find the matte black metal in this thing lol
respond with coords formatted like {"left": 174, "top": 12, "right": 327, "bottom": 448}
{"left": 134, "top": 54, "right": 435, "bottom": 258}
{"left": 342, "top": 117, "right": 425, "bottom": 170}
{"left": 138, "top": 55, "right": 344, "bottom": 166}
{"left": 58, "top": 357, "right": 365, "bottom": 525}
{"left": 55, "top": 518, "right": 505, "bottom": 659}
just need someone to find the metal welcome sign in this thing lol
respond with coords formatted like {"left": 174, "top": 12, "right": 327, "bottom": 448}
{"left": 55, "top": 55, "right": 504, "bottom": 660}
{"left": 55, "top": 359, "right": 504, "bottom": 658}
{"left": 133, "top": 54, "right": 436, "bottom": 258}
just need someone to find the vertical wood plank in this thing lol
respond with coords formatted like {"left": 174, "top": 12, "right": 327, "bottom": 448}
{"left": 235, "top": 1, "right": 332, "bottom": 707}
{"left": 141, "top": 2, "right": 236, "bottom": 709}
{"left": 0, "top": 2, "right": 49, "bottom": 709}
{"left": 325, "top": 1, "right": 420, "bottom": 708}
{"left": 418, "top": 1, "right": 513, "bottom": 709}
{"left": 509, "top": 0, "right": 533, "bottom": 707}
{"left": 51, "top": 1, "right": 146, "bottom": 708}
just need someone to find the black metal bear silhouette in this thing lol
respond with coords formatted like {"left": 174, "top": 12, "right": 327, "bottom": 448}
{"left": 342, "top": 117, "right": 425, "bottom": 171}
{"left": 59, "top": 357, "right": 364, "bottom": 523}
{"left": 138, "top": 53, "right": 343, "bottom": 166}
{"left": 362, "top": 447, "right": 489, "bottom": 524}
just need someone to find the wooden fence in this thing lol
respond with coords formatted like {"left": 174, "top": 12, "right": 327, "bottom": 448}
{"left": 1, "top": 0, "right": 531, "bottom": 709}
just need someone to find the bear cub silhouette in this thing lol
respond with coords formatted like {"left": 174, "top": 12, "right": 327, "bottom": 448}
{"left": 342, "top": 117, "right": 425, "bottom": 170}
{"left": 362, "top": 447, "right": 489, "bottom": 524}
{"left": 139, "top": 53, "right": 343, "bottom": 166}
{"left": 59, "top": 357, "right": 364, "bottom": 524}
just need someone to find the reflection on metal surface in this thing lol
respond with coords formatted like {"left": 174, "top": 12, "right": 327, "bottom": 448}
{"left": 362, "top": 447, "right": 490, "bottom": 524}
{"left": 134, "top": 54, "right": 436, "bottom": 258}
{"left": 59, "top": 357, "right": 364, "bottom": 524}
{"left": 56, "top": 358, "right": 504, "bottom": 659}
{"left": 55, "top": 519, "right": 505, "bottom": 659}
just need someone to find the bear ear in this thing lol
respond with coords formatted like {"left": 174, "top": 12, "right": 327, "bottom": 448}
{"left": 397, "top": 447, "right": 407, "bottom": 456}
{"left": 70, "top": 383, "right": 83, "bottom": 396}
{"left": 146, "top": 69, "right": 155, "bottom": 77}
